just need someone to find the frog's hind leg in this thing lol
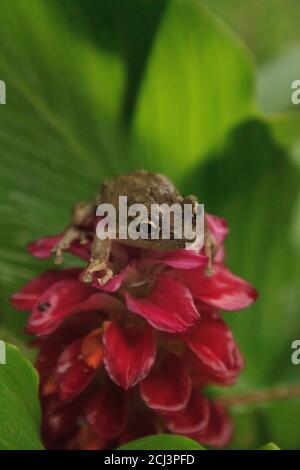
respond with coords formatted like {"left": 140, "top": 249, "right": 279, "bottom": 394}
{"left": 204, "top": 220, "right": 217, "bottom": 276}
{"left": 82, "top": 236, "right": 113, "bottom": 286}
{"left": 53, "top": 200, "right": 95, "bottom": 264}
{"left": 204, "top": 234, "right": 214, "bottom": 275}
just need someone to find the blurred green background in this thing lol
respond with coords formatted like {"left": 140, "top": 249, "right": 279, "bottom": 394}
{"left": 0, "top": 0, "right": 300, "bottom": 449}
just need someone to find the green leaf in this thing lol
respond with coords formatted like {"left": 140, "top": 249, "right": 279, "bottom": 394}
{"left": 201, "top": 0, "right": 300, "bottom": 66}
{"left": 267, "top": 112, "right": 300, "bottom": 180}
{"left": 268, "top": 111, "right": 300, "bottom": 150}
{"left": 260, "top": 442, "right": 280, "bottom": 450}
{"left": 257, "top": 401, "right": 300, "bottom": 450}
{"left": 132, "top": 0, "right": 256, "bottom": 179}
{"left": 118, "top": 434, "right": 205, "bottom": 451}
{"left": 0, "top": 343, "right": 42, "bottom": 449}
{"left": 52, "top": 0, "right": 168, "bottom": 125}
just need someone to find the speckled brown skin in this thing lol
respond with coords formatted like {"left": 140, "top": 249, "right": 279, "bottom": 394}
{"left": 53, "top": 170, "right": 214, "bottom": 285}
{"left": 97, "top": 170, "right": 181, "bottom": 207}
{"left": 96, "top": 170, "right": 196, "bottom": 251}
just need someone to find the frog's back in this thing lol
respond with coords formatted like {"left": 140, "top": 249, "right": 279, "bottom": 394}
{"left": 97, "top": 170, "right": 181, "bottom": 205}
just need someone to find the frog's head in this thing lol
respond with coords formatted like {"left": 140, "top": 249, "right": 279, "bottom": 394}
{"left": 115, "top": 196, "right": 200, "bottom": 251}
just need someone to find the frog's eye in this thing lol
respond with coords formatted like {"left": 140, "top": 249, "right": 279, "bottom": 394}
{"left": 192, "top": 201, "right": 198, "bottom": 217}
{"left": 139, "top": 219, "right": 158, "bottom": 238}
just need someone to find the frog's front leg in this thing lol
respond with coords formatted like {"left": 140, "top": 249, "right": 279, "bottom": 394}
{"left": 82, "top": 236, "right": 113, "bottom": 286}
{"left": 53, "top": 200, "right": 95, "bottom": 264}
{"left": 54, "top": 226, "right": 84, "bottom": 264}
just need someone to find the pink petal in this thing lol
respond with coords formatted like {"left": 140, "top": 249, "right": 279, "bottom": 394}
{"left": 28, "top": 234, "right": 63, "bottom": 259}
{"left": 140, "top": 354, "right": 191, "bottom": 414}
{"left": 214, "top": 245, "right": 225, "bottom": 263}
{"left": 27, "top": 279, "right": 122, "bottom": 336}
{"left": 68, "top": 239, "right": 91, "bottom": 261}
{"left": 183, "top": 309, "right": 244, "bottom": 384}
{"left": 190, "top": 401, "right": 233, "bottom": 448}
{"left": 144, "top": 249, "right": 208, "bottom": 269}
{"left": 56, "top": 338, "right": 99, "bottom": 401}
{"left": 206, "top": 214, "right": 228, "bottom": 244}
{"left": 165, "top": 390, "right": 210, "bottom": 434}
{"left": 79, "top": 265, "right": 130, "bottom": 293}
{"left": 103, "top": 321, "right": 156, "bottom": 389}
{"left": 125, "top": 274, "right": 200, "bottom": 333}
{"left": 11, "top": 268, "right": 81, "bottom": 311}
{"left": 28, "top": 234, "right": 91, "bottom": 261}
{"left": 174, "top": 264, "right": 258, "bottom": 311}
{"left": 85, "top": 384, "right": 128, "bottom": 439}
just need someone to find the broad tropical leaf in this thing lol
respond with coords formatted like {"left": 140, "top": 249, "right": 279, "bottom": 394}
{"left": 0, "top": 343, "right": 42, "bottom": 449}
{"left": 132, "top": 0, "right": 256, "bottom": 178}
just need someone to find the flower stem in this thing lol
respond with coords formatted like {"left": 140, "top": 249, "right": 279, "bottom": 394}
{"left": 218, "top": 384, "right": 300, "bottom": 407}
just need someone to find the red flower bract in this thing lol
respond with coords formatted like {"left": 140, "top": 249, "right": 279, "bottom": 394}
{"left": 12, "top": 212, "right": 258, "bottom": 449}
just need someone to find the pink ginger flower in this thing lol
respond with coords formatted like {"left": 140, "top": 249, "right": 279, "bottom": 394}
{"left": 12, "top": 207, "right": 258, "bottom": 450}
